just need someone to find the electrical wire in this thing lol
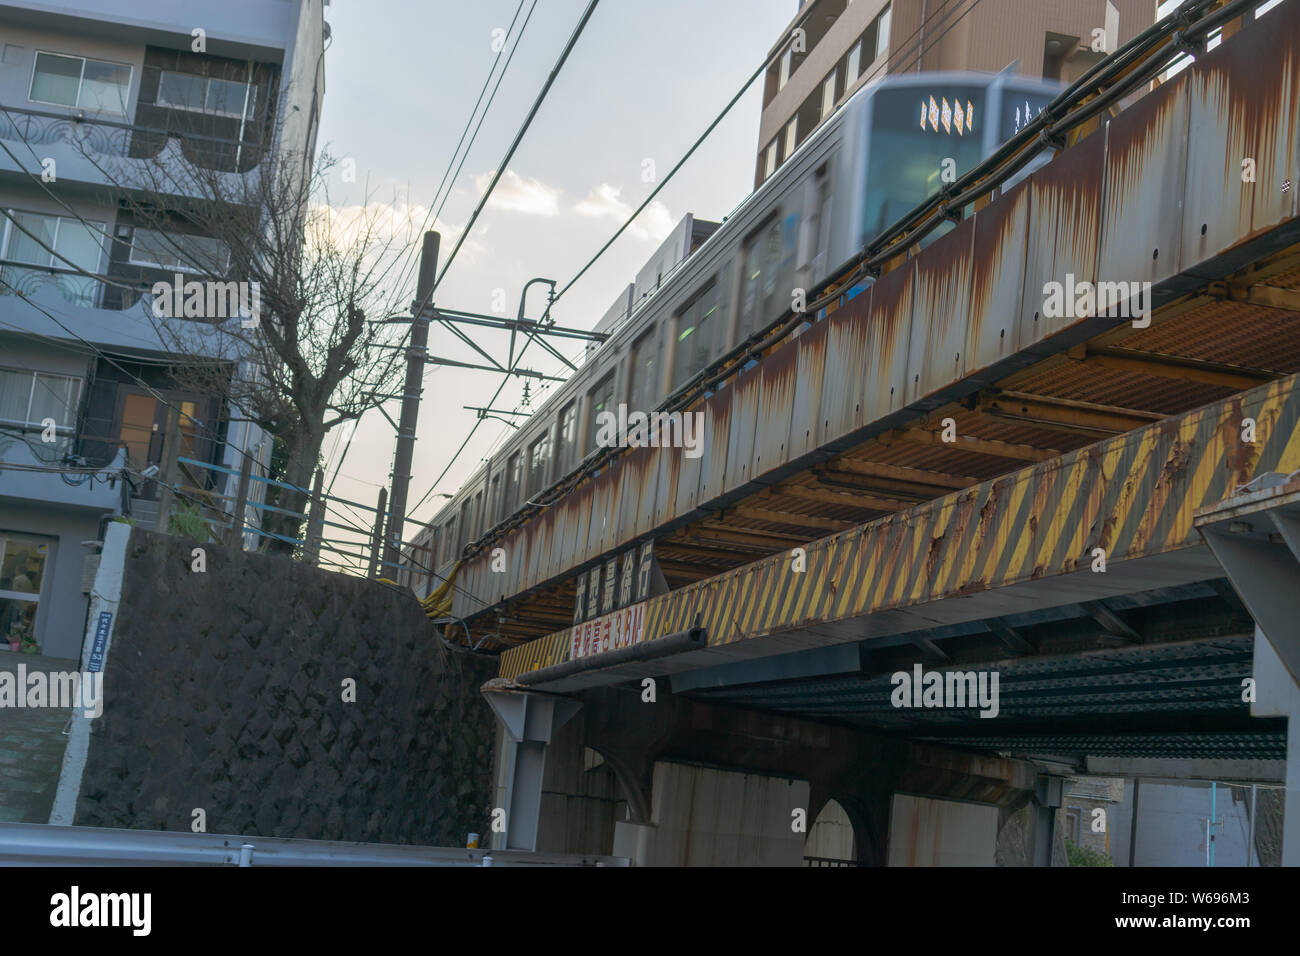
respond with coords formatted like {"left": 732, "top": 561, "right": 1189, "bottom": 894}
{"left": 373, "top": 0, "right": 535, "bottom": 322}
{"left": 431, "top": 0, "right": 602, "bottom": 298}
{"left": 401, "top": 0, "right": 975, "bottom": 523}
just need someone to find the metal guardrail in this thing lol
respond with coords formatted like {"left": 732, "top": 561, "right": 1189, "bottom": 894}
{"left": 803, "top": 856, "right": 861, "bottom": 867}
{"left": 0, "top": 823, "right": 629, "bottom": 867}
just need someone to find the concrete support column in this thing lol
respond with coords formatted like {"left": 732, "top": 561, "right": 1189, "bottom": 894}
{"left": 1249, "top": 627, "right": 1300, "bottom": 866}
{"left": 1031, "top": 775, "right": 1066, "bottom": 867}
{"left": 481, "top": 687, "right": 580, "bottom": 852}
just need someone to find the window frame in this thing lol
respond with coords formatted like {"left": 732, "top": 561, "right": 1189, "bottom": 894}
{"left": 821, "top": 73, "right": 837, "bottom": 121}
{"left": 127, "top": 226, "right": 231, "bottom": 274}
{"left": 0, "top": 209, "right": 107, "bottom": 274}
{"left": 28, "top": 50, "right": 133, "bottom": 115}
{"left": 0, "top": 366, "right": 83, "bottom": 433}
{"left": 0, "top": 531, "right": 53, "bottom": 646}
{"left": 155, "top": 69, "right": 256, "bottom": 120}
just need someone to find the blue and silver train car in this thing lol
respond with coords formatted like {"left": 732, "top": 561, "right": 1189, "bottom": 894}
{"left": 406, "top": 70, "right": 1061, "bottom": 596}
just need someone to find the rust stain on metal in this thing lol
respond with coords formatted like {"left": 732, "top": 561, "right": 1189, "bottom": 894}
{"left": 968, "top": 179, "right": 1027, "bottom": 348}
{"left": 976, "top": 480, "right": 1003, "bottom": 540}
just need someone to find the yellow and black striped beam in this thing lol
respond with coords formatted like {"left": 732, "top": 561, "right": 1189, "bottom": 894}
{"left": 499, "top": 372, "right": 1300, "bottom": 681}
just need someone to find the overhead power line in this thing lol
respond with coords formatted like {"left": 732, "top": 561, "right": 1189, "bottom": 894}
{"left": 376, "top": 0, "right": 536, "bottom": 320}
{"left": 403, "top": 0, "right": 998, "bottom": 527}
{"left": 430, "top": 0, "right": 602, "bottom": 300}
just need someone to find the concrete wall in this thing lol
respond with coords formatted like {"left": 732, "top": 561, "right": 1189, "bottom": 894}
{"left": 71, "top": 528, "right": 498, "bottom": 845}
{"left": 888, "top": 794, "right": 998, "bottom": 866}
{"left": 643, "top": 761, "right": 809, "bottom": 866}
{"left": 1109, "top": 780, "right": 1262, "bottom": 867}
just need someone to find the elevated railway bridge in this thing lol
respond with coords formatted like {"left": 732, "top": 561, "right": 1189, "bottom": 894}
{"left": 409, "top": 0, "right": 1300, "bottom": 865}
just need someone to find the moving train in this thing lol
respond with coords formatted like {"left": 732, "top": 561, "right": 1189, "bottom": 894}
{"left": 408, "top": 69, "right": 1061, "bottom": 592}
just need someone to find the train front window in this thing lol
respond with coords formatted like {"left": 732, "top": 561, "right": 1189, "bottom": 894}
{"left": 1000, "top": 88, "right": 1054, "bottom": 140}
{"left": 863, "top": 85, "right": 986, "bottom": 243}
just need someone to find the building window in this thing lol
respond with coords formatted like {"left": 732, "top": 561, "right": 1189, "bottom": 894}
{"left": 0, "top": 531, "right": 50, "bottom": 648}
{"left": 821, "top": 74, "right": 837, "bottom": 120}
{"left": 764, "top": 141, "right": 778, "bottom": 181}
{"left": 876, "top": 4, "right": 892, "bottom": 61}
{"left": 778, "top": 47, "right": 792, "bottom": 90}
{"left": 784, "top": 118, "right": 798, "bottom": 160}
{"left": 128, "top": 227, "right": 231, "bottom": 274}
{"left": 0, "top": 368, "right": 82, "bottom": 442}
{"left": 156, "top": 70, "right": 256, "bottom": 119}
{"left": 29, "top": 51, "right": 131, "bottom": 114}
{"left": 1065, "top": 807, "right": 1083, "bottom": 845}
{"left": 527, "top": 432, "right": 552, "bottom": 497}
{"left": 0, "top": 210, "right": 106, "bottom": 306}
{"left": 846, "top": 44, "right": 861, "bottom": 87}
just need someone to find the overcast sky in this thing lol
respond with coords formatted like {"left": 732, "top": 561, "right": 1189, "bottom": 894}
{"left": 313, "top": 0, "right": 795, "bottom": 555}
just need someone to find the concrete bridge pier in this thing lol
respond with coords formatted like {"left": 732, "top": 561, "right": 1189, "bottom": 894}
{"left": 1198, "top": 477, "right": 1300, "bottom": 866}
{"left": 481, "top": 685, "right": 582, "bottom": 853}
{"left": 486, "top": 682, "right": 1053, "bottom": 865}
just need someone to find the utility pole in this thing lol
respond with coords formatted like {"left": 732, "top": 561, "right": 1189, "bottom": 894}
{"left": 383, "top": 231, "right": 438, "bottom": 576}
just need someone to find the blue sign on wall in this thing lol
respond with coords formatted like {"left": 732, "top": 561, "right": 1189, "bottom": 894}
{"left": 87, "top": 611, "right": 112, "bottom": 673}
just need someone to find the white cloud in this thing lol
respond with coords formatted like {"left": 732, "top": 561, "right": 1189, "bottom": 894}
{"left": 574, "top": 184, "right": 674, "bottom": 241}
{"left": 473, "top": 169, "right": 561, "bottom": 216}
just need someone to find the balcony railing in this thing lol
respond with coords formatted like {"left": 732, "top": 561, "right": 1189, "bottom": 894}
{"left": 0, "top": 262, "right": 103, "bottom": 308}
{"left": 0, "top": 103, "right": 267, "bottom": 174}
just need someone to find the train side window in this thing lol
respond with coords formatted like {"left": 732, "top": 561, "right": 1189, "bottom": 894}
{"left": 739, "top": 216, "right": 782, "bottom": 343}
{"left": 442, "top": 517, "right": 456, "bottom": 563}
{"left": 809, "top": 168, "right": 832, "bottom": 285}
{"left": 504, "top": 451, "right": 522, "bottom": 513}
{"left": 471, "top": 491, "right": 483, "bottom": 539}
{"left": 627, "top": 327, "right": 662, "bottom": 413}
{"left": 489, "top": 472, "right": 502, "bottom": 525}
{"left": 587, "top": 372, "right": 616, "bottom": 454}
{"left": 527, "top": 431, "right": 552, "bottom": 498}
{"left": 456, "top": 500, "right": 471, "bottom": 553}
{"left": 674, "top": 280, "right": 719, "bottom": 389}
{"left": 556, "top": 400, "right": 577, "bottom": 475}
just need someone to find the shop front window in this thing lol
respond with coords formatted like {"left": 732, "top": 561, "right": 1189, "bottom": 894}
{"left": 0, "top": 531, "right": 50, "bottom": 650}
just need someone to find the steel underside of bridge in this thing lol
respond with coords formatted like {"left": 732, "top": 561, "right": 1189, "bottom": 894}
{"left": 483, "top": 4, "right": 1300, "bottom": 765}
